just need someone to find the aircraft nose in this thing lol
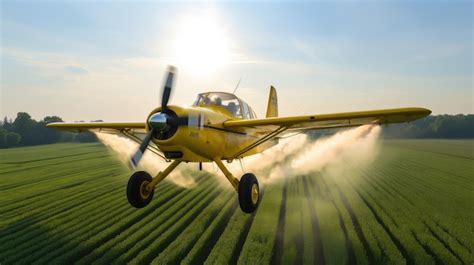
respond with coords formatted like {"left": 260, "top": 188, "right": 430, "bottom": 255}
{"left": 148, "top": 112, "right": 169, "bottom": 131}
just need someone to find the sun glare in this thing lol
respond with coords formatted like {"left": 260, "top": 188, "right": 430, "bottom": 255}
{"left": 171, "top": 13, "right": 231, "bottom": 74}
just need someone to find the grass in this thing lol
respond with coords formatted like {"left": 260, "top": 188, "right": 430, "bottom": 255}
{"left": 0, "top": 140, "right": 473, "bottom": 264}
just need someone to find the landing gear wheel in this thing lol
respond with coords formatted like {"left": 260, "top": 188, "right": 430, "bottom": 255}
{"left": 127, "top": 171, "right": 154, "bottom": 208}
{"left": 238, "top": 173, "right": 259, "bottom": 213}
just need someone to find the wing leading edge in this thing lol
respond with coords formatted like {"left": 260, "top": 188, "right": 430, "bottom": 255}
{"left": 47, "top": 122, "right": 146, "bottom": 133}
{"left": 47, "top": 122, "right": 165, "bottom": 159}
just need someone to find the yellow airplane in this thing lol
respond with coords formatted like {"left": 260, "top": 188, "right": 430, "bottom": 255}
{"left": 48, "top": 66, "right": 431, "bottom": 213}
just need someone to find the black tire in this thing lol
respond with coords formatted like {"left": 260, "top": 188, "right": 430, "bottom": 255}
{"left": 238, "top": 173, "right": 260, "bottom": 213}
{"left": 127, "top": 171, "right": 154, "bottom": 208}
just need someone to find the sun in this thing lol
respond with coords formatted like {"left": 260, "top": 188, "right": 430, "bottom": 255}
{"left": 171, "top": 12, "right": 231, "bottom": 74}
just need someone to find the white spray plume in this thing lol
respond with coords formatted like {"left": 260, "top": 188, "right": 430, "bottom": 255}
{"left": 94, "top": 133, "right": 196, "bottom": 188}
{"left": 95, "top": 124, "right": 380, "bottom": 189}
{"left": 241, "top": 125, "right": 381, "bottom": 184}
{"left": 292, "top": 125, "right": 381, "bottom": 174}
{"left": 198, "top": 134, "right": 308, "bottom": 186}
{"left": 244, "top": 134, "right": 308, "bottom": 172}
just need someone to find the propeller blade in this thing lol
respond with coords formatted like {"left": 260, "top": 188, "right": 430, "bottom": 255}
{"left": 161, "top": 66, "right": 176, "bottom": 111}
{"left": 129, "top": 129, "right": 154, "bottom": 169}
{"left": 129, "top": 66, "right": 179, "bottom": 170}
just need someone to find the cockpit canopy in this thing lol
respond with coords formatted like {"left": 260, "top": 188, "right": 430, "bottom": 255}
{"left": 193, "top": 92, "right": 257, "bottom": 119}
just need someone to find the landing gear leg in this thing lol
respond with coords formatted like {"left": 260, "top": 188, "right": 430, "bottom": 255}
{"left": 127, "top": 160, "right": 181, "bottom": 208}
{"left": 214, "top": 158, "right": 260, "bottom": 213}
{"left": 214, "top": 159, "right": 240, "bottom": 191}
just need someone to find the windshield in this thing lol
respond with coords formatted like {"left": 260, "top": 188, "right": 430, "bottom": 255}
{"left": 193, "top": 92, "right": 242, "bottom": 118}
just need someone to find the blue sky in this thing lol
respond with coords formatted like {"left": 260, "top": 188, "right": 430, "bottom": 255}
{"left": 1, "top": 1, "right": 472, "bottom": 122}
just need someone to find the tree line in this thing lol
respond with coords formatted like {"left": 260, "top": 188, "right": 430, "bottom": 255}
{"left": 1, "top": 112, "right": 473, "bottom": 149}
{"left": 0, "top": 112, "right": 97, "bottom": 148}
{"left": 381, "top": 114, "right": 474, "bottom": 138}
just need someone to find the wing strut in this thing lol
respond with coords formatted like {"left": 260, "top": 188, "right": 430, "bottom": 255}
{"left": 231, "top": 126, "right": 288, "bottom": 159}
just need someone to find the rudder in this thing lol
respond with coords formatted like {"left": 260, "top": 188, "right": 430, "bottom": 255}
{"left": 266, "top": 86, "right": 278, "bottom": 118}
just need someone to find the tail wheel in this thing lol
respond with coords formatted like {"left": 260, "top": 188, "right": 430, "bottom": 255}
{"left": 238, "top": 173, "right": 260, "bottom": 213}
{"left": 127, "top": 171, "right": 154, "bottom": 208}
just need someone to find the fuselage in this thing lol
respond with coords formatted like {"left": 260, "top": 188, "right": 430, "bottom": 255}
{"left": 149, "top": 92, "right": 276, "bottom": 162}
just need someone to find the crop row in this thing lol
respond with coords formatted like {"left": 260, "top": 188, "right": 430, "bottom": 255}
{"left": 0, "top": 143, "right": 107, "bottom": 175}
{"left": 77, "top": 174, "right": 213, "bottom": 264}
{"left": 127, "top": 184, "right": 222, "bottom": 263}
{"left": 102, "top": 177, "right": 216, "bottom": 264}
{"left": 0, "top": 161, "right": 122, "bottom": 213}
{"left": 150, "top": 191, "right": 234, "bottom": 264}
{"left": 0, "top": 155, "right": 127, "bottom": 215}
{"left": 343, "top": 168, "right": 436, "bottom": 264}
{"left": 306, "top": 174, "right": 349, "bottom": 265}
{"left": 236, "top": 180, "right": 284, "bottom": 264}
{"left": 0, "top": 151, "right": 114, "bottom": 192}
{"left": 322, "top": 170, "right": 406, "bottom": 264}
{"left": 0, "top": 176, "right": 125, "bottom": 247}
{"left": 19, "top": 178, "right": 182, "bottom": 264}
{"left": 355, "top": 161, "right": 473, "bottom": 263}
{"left": 2, "top": 187, "right": 126, "bottom": 263}
{"left": 281, "top": 178, "right": 303, "bottom": 264}
{"left": 180, "top": 192, "right": 237, "bottom": 265}
{"left": 393, "top": 143, "right": 472, "bottom": 256}
{"left": 52, "top": 175, "right": 210, "bottom": 264}
{"left": 321, "top": 175, "right": 368, "bottom": 264}
{"left": 203, "top": 200, "right": 253, "bottom": 264}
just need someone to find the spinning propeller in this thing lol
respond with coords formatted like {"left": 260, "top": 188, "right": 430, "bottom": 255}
{"left": 129, "top": 66, "right": 203, "bottom": 169}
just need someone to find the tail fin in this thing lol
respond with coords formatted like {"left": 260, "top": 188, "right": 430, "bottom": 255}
{"left": 266, "top": 86, "right": 278, "bottom": 118}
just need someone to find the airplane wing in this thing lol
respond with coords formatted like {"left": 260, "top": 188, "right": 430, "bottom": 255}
{"left": 222, "top": 107, "right": 431, "bottom": 159}
{"left": 223, "top": 107, "right": 431, "bottom": 134}
{"left": 47, "top": 122, "right": 165, "bottom": 159}
{"left": 47, "top": 122, "right": 146, "bottom": 133}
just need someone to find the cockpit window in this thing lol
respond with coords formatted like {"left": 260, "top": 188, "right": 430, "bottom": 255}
{"left": 193, "top": 92, "right": 242, "bottom": 118}
{"left": 242, "top": 101, "right": 250, "bottom": 119}
{"left": 241, "top": 100, "right": 257, "bottom": 119}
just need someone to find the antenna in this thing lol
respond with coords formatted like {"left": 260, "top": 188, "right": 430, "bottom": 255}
{"left": 232, "top": 78, "right": 242, "bottom": 94}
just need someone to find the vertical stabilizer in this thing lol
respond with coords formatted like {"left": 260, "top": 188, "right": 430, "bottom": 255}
{"left": 266, "top": 86, "right": 278, "bottom": 118}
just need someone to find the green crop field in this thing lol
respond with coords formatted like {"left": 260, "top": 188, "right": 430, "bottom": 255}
{"left": 1, "top": 140, "right": 473, "bottom": 264}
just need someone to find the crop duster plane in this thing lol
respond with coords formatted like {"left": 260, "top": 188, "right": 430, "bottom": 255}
{"left": 48, "top": 66, "right": 431, "bottom": 213}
